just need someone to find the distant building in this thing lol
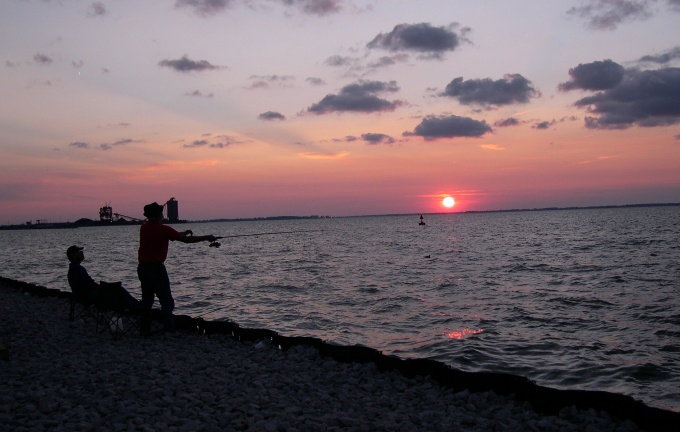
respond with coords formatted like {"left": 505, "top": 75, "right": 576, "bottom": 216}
{"left": 99, "top": 205, "right": 113, "bottom": 223}
{"left": 166, "top": 198, "right": 179, "bottom": 222}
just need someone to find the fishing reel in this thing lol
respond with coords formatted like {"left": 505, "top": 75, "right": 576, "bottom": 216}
{"left": 209, "top": 240, "right": 221, "bottom": 248}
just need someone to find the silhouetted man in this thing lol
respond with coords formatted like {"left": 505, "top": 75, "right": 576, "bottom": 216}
{"left": 137, "top": 202, "right": 216, "bottom": 333}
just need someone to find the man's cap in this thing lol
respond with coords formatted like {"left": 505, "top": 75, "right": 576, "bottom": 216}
{"left": 66, "top": 245, "right": 83, "bottom": 257}
{"left": 143, "top": 202, "right": 164, "bottom": 218}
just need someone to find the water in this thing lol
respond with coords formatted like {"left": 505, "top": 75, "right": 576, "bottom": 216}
{"left": 2, "top": 206, "right": 679, "bottom": 412}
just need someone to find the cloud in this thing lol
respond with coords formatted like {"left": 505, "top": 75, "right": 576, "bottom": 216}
{"left": 175, "top": 0, "right": 234, "bottom": 16}
{"left": 33, "top": 53, "right": 53, "bottom": 65}
{"left": 306, "top": 80, "right": 404, "bottom": 114}
{"left": 331, "top": 135, "right": 359, "bottom": 143}
{"left": 533, "top": 120, "right": 557, "bottom": 130}
{"left": 279, "top": 0, "right": 343, "bottom": 16}
{"left": 558, "top": 59, "right": 625, "bottom": 91}
{"left": 175, "top": 0, "right": 343, "bottom": 17}
{"left": 564, "top": 65, "right": 680, "bottom": 129}
{"left": 441, "top": 74, "right": 540, "bottom": 107}
{"left": 638, "top": 46, "right": 680, "bottom": 64}
{"left": 69, "top": 141, "right": 90, "bottom": 149}
{"left": 89, "top": 138, "right": 142, "bottom": 151}
{"left": 306, "top": 77, "right": 326, "bottom": 86}
{"left": 403, "top": 115, "right": 492, "bottom": 140}
{"left": 86, "top": 2, "right": 107, "bottom": 17}
{"left": 494, "top": 117, "right": 522, "bottom": 127}
{"left": 361, "top": 133, "right": 395, "bottom": 145}
{"left": 324, "top": 55, "right": 358, "bottom": 67}
{"left": 367, "top": 23, "right": 470, "bottom": 58}
{"left": 183, "top": 140, "right": 210, "bottom": 148}
{"left": 183, "top": 135, "right": 243, "bottom": 148}
{"left": 247, "top": 75, "right": 294, "bottom": 89}
{"left": 112, "top": 138, "right": 141, "bottom": 147}
{"left": 566, "top": 0, "right": 654, "bottom": 30}
{"left": 27, "top": 79, "right": 52, "bottom": 88}
{"left": 158, "top": 55, "right": 224, "bottom": 73}
{"left": 185, "top": 90, "right": 215, "bottom": 98}
{"left": 298, "top": 151, "right": 349, "bottom": 160}
{"left": 258, "top": 111, "right": 286, "bottom": 121}
{"left": 366, "top": 54, "right": 410, "bottom": 71}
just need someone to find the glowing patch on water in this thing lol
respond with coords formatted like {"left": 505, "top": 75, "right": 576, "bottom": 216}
{"left": 446, "top": 328, "right": 484, "bottom": 340}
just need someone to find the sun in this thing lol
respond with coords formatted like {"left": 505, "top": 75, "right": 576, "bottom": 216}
{"left": 442, "top": 196, "right": 455, "bottom": 208}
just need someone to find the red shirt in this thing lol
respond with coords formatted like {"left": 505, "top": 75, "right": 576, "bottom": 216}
{"left": 138, "top": 221, "right": 183, "bottom": 263}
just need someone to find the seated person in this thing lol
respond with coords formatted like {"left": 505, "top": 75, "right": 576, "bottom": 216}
{"left": 66, "top": 245, "right": 141, "bottom": 311}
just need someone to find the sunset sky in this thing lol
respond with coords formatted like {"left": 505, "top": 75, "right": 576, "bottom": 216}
{"left": 1, "top": 0, "right": 679, "bottom": 224}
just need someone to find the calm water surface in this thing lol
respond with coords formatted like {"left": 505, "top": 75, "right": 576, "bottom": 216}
{"left": 2, "top": 206, "right": 679, "bottom": 412}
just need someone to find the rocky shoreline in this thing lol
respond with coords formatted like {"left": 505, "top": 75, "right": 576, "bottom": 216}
{"left": 1, "top": 277, "right": 678, "bottom": 431}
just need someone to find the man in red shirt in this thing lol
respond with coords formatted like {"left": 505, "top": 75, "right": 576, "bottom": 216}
{"left": 137, "top": 202, "right": 216, "bottom": 333}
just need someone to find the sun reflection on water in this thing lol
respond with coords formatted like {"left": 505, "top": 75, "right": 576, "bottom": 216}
{"left": 447, "top": 328, "right": 484, "bottom": 340}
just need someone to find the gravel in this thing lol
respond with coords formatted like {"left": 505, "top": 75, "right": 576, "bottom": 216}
{"left": 0, "top": 285, "right": 647, "bottom": 431}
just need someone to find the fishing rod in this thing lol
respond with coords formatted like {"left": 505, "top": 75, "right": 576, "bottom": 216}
{"left": 208, "top": 230, "right": 322, "bottom": 247}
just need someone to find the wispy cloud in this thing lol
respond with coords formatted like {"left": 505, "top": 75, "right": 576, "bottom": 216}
{"left": 298, "top": 151, "right": 349, "bottom": 160}
{"left": 306, "top": 77, "right": 326, "bottom": 86}
{"left": 175, "top": 0, "right": 344, "bottom": 17}
{"left": 69, "top": 141, "right": 90, "bottom": 149}
{"left": 258, "top": 111, "right": 286, "bottom": 121}
{"left": 361, "top": 133, "right": 395, "bottom": 145}
{"left": 579, "top": 156, "right": 616, "bottom": 164}
{"left": 100, "top": 138, "right": 142, "bottom": 151}
{"left": 185, "top": 90, "right": 215, "bottom": 98}
{"left": 159, "top": 55, "right": 226, "bottom": 73}
{"left": 533, "top": 120, "right": 557, "bottom": 130}
{"left": 175, "top": 0, "right": 235, "bottom": 16}
{"left": 33, "top": 53, "right": 53, "bottom": 65}
{"left": 247, "top": 75, "right": 295, "bottom": 89}
{"left": 281, "top": 0, "right": 343, "bottom": 16}
{"left": 566, "top": 0, "right": 654, "bottom": 30}
{"left": 494, "top": 118, "right": 522, "bottom": 127}
{"left": 637, "top": 46, "right": 680, "bottom": 65}
{"left": 87, "top": 2, "right": 107, "bottom": 17}
{"left": 182, "top": 134, "right": 245, "bottom": 148}
{"left": 481, "top": 144, "right": 505, "bottom": 151}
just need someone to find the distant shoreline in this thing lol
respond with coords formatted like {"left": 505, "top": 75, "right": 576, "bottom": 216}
{"left": 459, "top": 202, "right": 680, "bottom": 215}
{"left": 2, "top": 202, "right": 678, "bottom": 230}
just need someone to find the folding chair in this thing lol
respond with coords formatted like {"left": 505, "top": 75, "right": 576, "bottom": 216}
{"left": 94, "top": 281, "right": 141, "bottom": 340}
{"left": 68, "top": 287, "right": 98, "bottom": 323}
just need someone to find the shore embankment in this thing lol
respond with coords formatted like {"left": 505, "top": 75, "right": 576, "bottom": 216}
{"left": 1, "top": 277, "right": 678, "bottom": 431}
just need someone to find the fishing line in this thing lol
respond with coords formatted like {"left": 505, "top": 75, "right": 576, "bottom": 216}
{"left": 208, "top": 229, "right": 322, "bottom": 248}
